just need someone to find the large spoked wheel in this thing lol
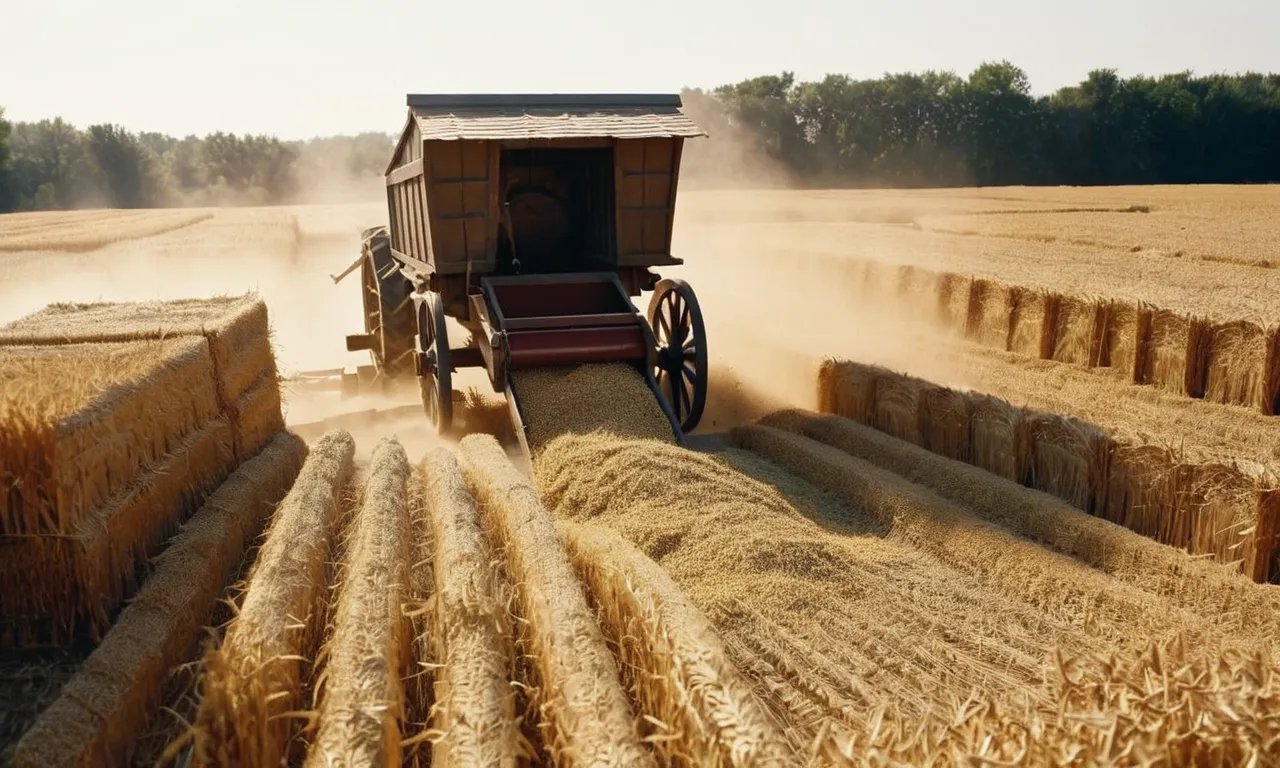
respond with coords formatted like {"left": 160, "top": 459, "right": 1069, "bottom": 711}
{"left": 360, "top": 226, "right": 415, "bottom": 378}
{"left": 416, "top": 291, "right": 454, "bottom": 436}
{"left": 648, "top": 278, "right": 708, "bottom": 432}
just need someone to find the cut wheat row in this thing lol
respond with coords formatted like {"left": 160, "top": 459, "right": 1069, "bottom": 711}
{"left": 8, "top": 431, "right": 307, "bottom": 767}
{"left": 417, "top": 446, "right": 521, "bottom": 764}
{"left": 306, "top": 438, "right": 413, "bottom": 767}
{"left": 558, "top": 520, "right": 796, "bottom": 766}
{"left": 457, "top": 434, "right": 655, "bottom": 766}
{"left": 193, "top": 428, "right": 355, "bottom": 767}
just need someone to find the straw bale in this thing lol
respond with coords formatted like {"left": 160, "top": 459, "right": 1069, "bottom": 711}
{"left": 418, "top": 447, "right": 520, "bottom": 765}
{"left": 935, "top": 272, "right": 969, "bottom": 332}
{"left": 967, "top": 394, "right": 1027, "bottom": 483}
{"left": 1139, "top": 309, "right": 1210, "bottom": 397}
{"left": 1176, "top": 463, "right": 1263, "bottom": 576}
{"left": 963, "top": 278, "right": 1012, "bottom": 349}
{"left": 0, "top": 295, "right": 277, "bottom": 410}
{"left": 757, "top": 409, "right": 1280, "bottom": 641}
{"left": 0, "top": 337, "right": 220, "bottom": 537}
{"left": 559, "top": 520, "right": 795, "bottom": 766}
{"left": 0, "top": 415, "right": 235, "bottom": 647}
{"left": 1203, "top": 320, "right": 1269, "bottom": 410}
{"left": 193, "top": 429, "right": 355, "bottom": 768}
{"left": 1265, "top": 327, "right": 1280, "bottom": 416}
{"left": 870, "top": 371, "right": 923, "bottom": 446}
{"left": 1049, "top": 295, "right": 1106, "bottom": 368}
{"left": 816, "top": 359, "right": 875, "bottom": 423}
{"left": 307, "top": 438, "right": 412, "bottom": 768}
{"left": 916, "top": 385, "right": 971, "bottom": 463}
{"left": 1024, "top": 413, "right": 1110, "bottom": 513}
{"left": 1100, "top": 300, "right": 1147, "bottom": 381}
{"left": 731, "top": 425, "right": 1217, "bottom": 648}
{"left": 1104, "top": 444, "right": 1178, "bottom": 537}
{"left": 228, "top": 368, "right": 284, "bottom": 463}
{"left": 457, "top": 434, "right": 653, "bottom": 767}
{"left": 509, "top": 362, "right": 675, "bottom": 453}
{"left": 1008, "top": 286, "right": 1054, "bottom": 358}
{"left": 7, "top": 432, "right": 307, "bottom": 767}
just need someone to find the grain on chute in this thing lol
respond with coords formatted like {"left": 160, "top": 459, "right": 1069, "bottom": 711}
{"left": 7, "top": 432, "right": 307, "bottom": 768}
{"left": 417, "top": 446, "right": 520, "bottom": 765}
{"left": 757, "top": 409, "right": 1280, "bottom": 642}
{"left": 558, "top": 520, "right": 796, "bottom": 767}
{"left": 192, "top": 428, "right": 355, "bottom": 768}
{"left": 457, "top": 434, "right": 653, "bottom": 767}
{"left": 306, "top": 438, "right": 412, "bottom": 768}
{"left": 509, "top": 362, "right": 675, "bottom": 453}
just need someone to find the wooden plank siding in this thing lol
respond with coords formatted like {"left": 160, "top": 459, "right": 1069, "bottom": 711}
{"left": 423, "top": 140, "right": 498, "bottom": 275}
{"left": 614, "top": 137, "right": 681, "bottom": 266}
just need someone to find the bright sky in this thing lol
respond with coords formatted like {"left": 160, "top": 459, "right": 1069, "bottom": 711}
{"left": 2, "top": 0, "right": 1277, "bottom": 140}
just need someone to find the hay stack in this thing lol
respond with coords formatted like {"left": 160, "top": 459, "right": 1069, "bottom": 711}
{"left": 418, "top": 447, "right": 520, "bottom": 765}
{"left": 1049, "top": 295, "right": 1107, "bottom": 368}
{"left": 509, "top": 363, "right": 675, "bottom": 453}
{"left": 967, "top": 394, "right": 1027, "bottom": 484}
{"left": 7, "top": 432, "right": 307, "bottom": 767}
{"left": 1139, "top": 309, "right": 1211, "bottom": 398}
{"left": 918, "top": 385, "right": 971, "bottom": 463}
{"left": 964, "top": 278, "right": 1013, "bottom": 349}
{"left": 1101, "top": 301, "right": 1148, "bottom": 381}
{"left": 193, "top": 429, "right": 355, "bottom": 768}
{"left": 1203, "top": 320, "right": 1269, "bottom": 410}
{"left": 1024, "top": 413, "right": 1110, "bottom": 514}
{"left": 559, "top": 521, "right": 795, "bottom": 766}
{"left": 1008, "top": 287, "right": 1055, "bottom": 359}
{"left": 935, "top": 273, "right": 970, "bottom": 333}
{"left": 307, "top": 438, "right": 412, "bottom": 768}
{"left": 1, "top": 415, "right": 235, "bottom": 646}
{"left": 0, "top": 338, "right": 220, "bottom": 537}
{"left": 870, "top": 371, "right": 923, "bottom": 446}
{"left": 1104, "top": 444, "right": 1178, "bottom": 538}
{"left": 457, "top": 434, "right": 653, "bottom": 766}
{"left": 816, "top": 359, "right": 876, "bottom": 425}
{"left": 0, "top": 295, "right": 282, "bottom": 462}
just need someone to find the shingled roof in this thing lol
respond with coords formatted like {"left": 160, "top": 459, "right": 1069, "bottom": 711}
{"left": 404, "top": 93, "right": 707, "bottom": 141}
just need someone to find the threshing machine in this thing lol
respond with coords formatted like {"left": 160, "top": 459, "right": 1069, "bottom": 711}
{"left": 339, "top": 94, "right": 710, "bottom": 453}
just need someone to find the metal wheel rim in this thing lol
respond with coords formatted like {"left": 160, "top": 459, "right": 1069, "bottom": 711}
{"left": 648, "top": 279, "right": 707, "bottom": 432}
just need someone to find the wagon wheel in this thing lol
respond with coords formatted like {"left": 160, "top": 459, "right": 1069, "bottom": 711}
{"left": 417, "top": 291, "right": 454, "bottom": 436}
{"left": 360, "top": 227, "right": 415, "bottom": 378}
{"left": 648, "top": 278, "right": 708, "bottom": 432}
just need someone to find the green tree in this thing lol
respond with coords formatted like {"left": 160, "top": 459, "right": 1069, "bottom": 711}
{"left": 86, "top": 124, "right": 151, "bottom": 207}
{"left": 0, "top": 107, "right": 12, "bottom": 211}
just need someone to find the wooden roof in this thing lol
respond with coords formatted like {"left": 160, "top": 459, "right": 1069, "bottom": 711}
{"left": 404, "top": 93, "right": 707, "bottom": 141}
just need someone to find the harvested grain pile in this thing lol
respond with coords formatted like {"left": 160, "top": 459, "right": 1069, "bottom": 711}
{"left": 307, "top": 438, "right": 412, "bottom": 767}
{"left": 732, "top": 424, "right": 1224, "bottom": 650}
{"left": 1024, "top": 412, "right": 1109, "bottom": 512}
{"left": 510, "top": 362, "right": 674, "bottom": 452}
{"left": 7, "top": 432, "right": 306, "bottom": 767}
{"left": 1, "top": 415, "right": 235, "bottom": 646}
{"left": 0, "top": 295, "right": 277, "bottom": 413}
{"left": 1008, "top": 286, "right": 1053, "bottom": 358}
{"left": 0, "top": 337, "right": 219, "bottom": 536}
{"left": 535, "top": 432, "right": 1280, "bottom": 761}
{"left": 559, "top": 520, "right": 795, "bottom": 766}
{"left": 1102, "top": 300, "right": 1146, "bottom": 379}
{"left": 193, "top": 429, "right": 355, "bottom": 768}
{"left": 759, "top": 409, "right": 1280, "bottom": 641}
{"left": 1140, "top": 308, "right": 1210, "bottom": 397}
{"left": 457, "top": 434, "right": 653, "bottom": 766}
{"left": 417, "top": 446, "right": 519, "bottom": 764}
{"left": 534, "top": 433, "right": 1099, "bottom": 743}
{"left": 1050, "top": 295, "right": 1105, "bottom": 367}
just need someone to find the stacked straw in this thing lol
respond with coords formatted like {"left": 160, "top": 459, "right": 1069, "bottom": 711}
{"left": 816, "top": 359, "right": 1280, "bottom": 582}
{"left": 193, "top": 429, "right": 355, "bottom": 768}
{"left": 0, "top": 296, "right": 287, "bottom": 647}
{"left": 457, "top": 434, "right": 654, "bottom": 766}
{"left": 306, "top": 438, "right": 412, "bottom": 767}
{"left": 8, "top": 432, "right": 307, "bottom": 767}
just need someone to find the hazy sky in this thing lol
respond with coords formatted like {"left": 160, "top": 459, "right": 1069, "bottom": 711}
{"left": 2, "top": 0, "right": 1277, "bottom": 139}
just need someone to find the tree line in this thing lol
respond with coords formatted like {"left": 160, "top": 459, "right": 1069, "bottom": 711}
{"left": 0, "top": 110, "right": 394, "bottom": 211}
{"left": 2, "top": 62, "right": 1278, "bottom": 211}
{"left": 679, "top": 62, "right": 1280, "bottom": 187}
